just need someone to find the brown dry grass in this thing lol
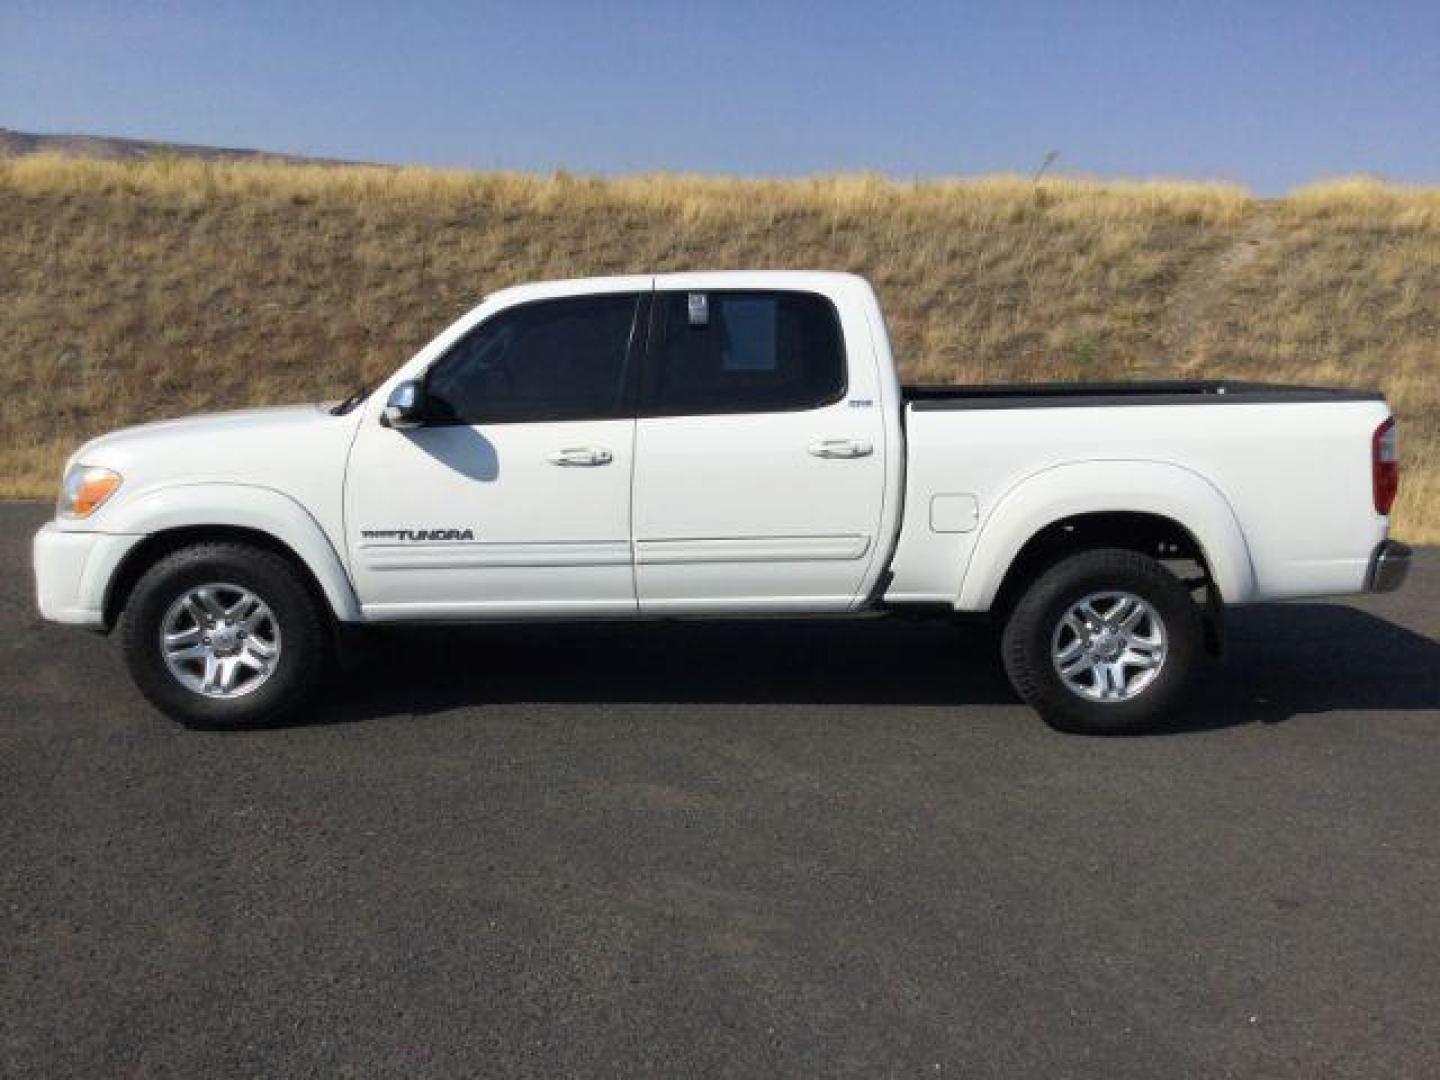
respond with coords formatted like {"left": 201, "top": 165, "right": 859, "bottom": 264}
{"left": 1, "top": 156, "right": 1434, "bottom": 539}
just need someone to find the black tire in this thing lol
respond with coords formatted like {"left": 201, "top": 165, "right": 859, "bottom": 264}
{"left": 120, "top": 542, "right": 330, "bottom": 728}
{"left": 1001, "top": 548, "right": 1202, "bottom": 735}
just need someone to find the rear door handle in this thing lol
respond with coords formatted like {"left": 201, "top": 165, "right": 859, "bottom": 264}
{"left": 546, "top": 447, "right": 613, "bottom": 467}
{"left": 808, "top": 439, "right": 873, "bottom": 459}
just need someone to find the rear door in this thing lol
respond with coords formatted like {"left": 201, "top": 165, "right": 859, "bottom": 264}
{"left": 631, "top": 287, "right": 887, "bottom": 613}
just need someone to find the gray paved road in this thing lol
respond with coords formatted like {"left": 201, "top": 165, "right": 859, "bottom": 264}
{"left": 3, "top": 502, "right": 1438, "bottom": 1078}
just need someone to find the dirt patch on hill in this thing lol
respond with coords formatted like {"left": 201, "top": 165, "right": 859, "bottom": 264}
{"left": 1134, "top": 209, "right": 1281, "bottom": 377}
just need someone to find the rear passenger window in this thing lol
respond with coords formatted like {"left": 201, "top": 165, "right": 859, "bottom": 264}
{"left": 644, "top": 291, "right": 845, "bottom": 415}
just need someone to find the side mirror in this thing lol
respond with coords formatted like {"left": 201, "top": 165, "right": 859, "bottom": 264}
{"left": 381, "top": 380, "right": 426, "bottom": 430}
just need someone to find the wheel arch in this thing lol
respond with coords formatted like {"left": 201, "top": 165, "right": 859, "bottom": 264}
{"left": 958, "top": 460, "right": 1256, "bottom": 616}
{"left": 100, "top": 484, "right": 361, "bottom": 628}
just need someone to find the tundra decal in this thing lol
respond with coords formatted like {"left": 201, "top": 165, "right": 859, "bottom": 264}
{"left": 362, "top": 528, "right": 476, "bottom": 542}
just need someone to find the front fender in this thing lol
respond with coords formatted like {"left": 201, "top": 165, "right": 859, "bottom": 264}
{"left": 956, "top": 460, "right": 1257, "bottom": 611}
{"left": 102, "top": 483, "right": 362, "bottom": 622}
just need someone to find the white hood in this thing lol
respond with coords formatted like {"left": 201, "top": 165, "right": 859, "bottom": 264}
{"left": 68, "top": 401, "right": 363, "bottom": 531}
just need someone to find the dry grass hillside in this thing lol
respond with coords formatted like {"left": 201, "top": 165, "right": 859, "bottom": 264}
{"left": 1, "top": 156, "right": 1435, "bottom": 540}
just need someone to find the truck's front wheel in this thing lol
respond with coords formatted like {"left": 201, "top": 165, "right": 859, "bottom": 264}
{"left": 120, "top": 542, "right": 329, "bottom": 728}
{"left": 1001, "top": 548, "right": 1202, "bottom": 734}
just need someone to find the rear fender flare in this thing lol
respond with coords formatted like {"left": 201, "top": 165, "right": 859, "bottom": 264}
{"left": 956, "top": 460, "right": 1256, "bottom": 611}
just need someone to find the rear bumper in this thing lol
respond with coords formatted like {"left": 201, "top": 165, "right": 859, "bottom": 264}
{"left": 1366, "top": 540, "right": 1412, "bottom": 593}
{"left": 33, "top": 523, "right": 143, "bottom": 628}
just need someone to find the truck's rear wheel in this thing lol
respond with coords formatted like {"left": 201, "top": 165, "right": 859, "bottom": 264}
{"left": 120, "top": 542, "right": 328, "bottom": 728}
{"left": 1001, "top": 548, "right": 1201, "bottom": 734}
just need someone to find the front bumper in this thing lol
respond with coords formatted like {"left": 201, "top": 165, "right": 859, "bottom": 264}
{"left": 1366, "top": 539, "right": 1412, "bottom": 594}
{"left": 33, "top": 523, "right": 143, "bottom": 628}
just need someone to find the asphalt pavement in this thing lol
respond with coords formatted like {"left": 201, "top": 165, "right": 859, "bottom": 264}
{"left": 3, "top": 502, "right": 1438, "bottom": 1078}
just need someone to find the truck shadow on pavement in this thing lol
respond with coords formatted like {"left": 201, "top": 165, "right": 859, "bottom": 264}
{"left": 313, "top": 602, "right": 1440, "bottom": 733}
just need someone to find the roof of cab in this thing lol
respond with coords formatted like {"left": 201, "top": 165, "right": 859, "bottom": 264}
{"left": 485, "top": 270, "right": 867, "bottom": 308}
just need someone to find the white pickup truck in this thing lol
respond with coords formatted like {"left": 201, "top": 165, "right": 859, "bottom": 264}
{"left": 34, "top": 272, "right": 1409, "bottom": 733}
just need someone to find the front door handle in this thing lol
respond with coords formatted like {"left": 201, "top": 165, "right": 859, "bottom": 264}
{"left": 546, "top": 447, "right": 613, "bottom": 467}
{"left": 808, "top": 439, "right": 873, "bottom": 459}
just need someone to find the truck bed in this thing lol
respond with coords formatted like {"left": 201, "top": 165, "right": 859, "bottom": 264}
{"left": 888, "top": 376, "right": 1392, "bottom": 608}
{"left": 903, "top": 380, "right": 1382, "bottom": 410}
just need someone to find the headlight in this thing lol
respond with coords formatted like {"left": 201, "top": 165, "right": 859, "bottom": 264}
{"left": 58, "top": 465, "right": 122, "bottom": 519}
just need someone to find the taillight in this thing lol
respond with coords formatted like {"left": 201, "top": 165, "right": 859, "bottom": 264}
{"left": 1372, "top": 417, "right": 1399, "bottom": 515}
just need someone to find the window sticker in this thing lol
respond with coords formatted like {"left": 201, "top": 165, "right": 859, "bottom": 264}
{"left": 687, "top": 292, "right": 709, "bottom": 327}
{"left": 720, "top": 298, "right": 778, "bottom": 372}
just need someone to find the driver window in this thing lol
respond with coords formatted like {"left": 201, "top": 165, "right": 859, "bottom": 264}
{"left": 426, "top": 293, "right": 640, "bottom": 423}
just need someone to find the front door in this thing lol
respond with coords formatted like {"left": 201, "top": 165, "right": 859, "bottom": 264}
{"left": 345, "top": 291, "right": 646, "bottom": 620}
{"left": 632, "top": 287, "right": 887, "bottom": 614}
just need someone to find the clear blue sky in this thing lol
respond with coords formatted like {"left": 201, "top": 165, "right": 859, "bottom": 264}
{"left": 3, "top": 0, "right": 1438, "bottom": 193}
